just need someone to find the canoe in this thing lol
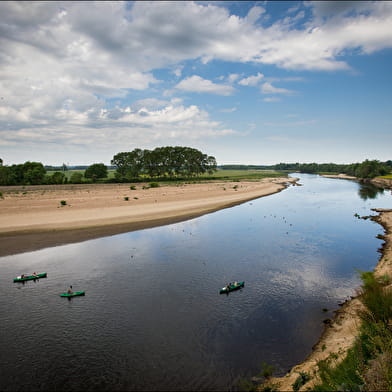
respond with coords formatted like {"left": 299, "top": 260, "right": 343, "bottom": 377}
{"left": 220, "top": 281, "right": 245, "bottom": 294}
{"left": 60, "top": 291, "right": 85, "bottom": 298}
{"left": 13, "top": 272, "right": 47, "bottom": 282}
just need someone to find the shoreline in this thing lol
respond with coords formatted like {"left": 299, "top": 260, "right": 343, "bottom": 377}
{"left": 0, "top": 177, "right": 296, "bottom": 256}
{"left": 263, "top": 208, "right": 392, "bottom": 391}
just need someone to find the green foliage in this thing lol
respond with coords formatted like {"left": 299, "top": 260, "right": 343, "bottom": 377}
{"left": 0, "top": 191, "right": 3, "bottom": 199}
{"left": 111, "top": 146, "right": 217, "bottom": 180}
{"left": 130, "top": 185, "right": 137, "bottom": 190}
{"left": 124, "top": 196, "right": 129, "bottom": 201}
{"left": 274, "top": 160, "right": 391, "bottom": 179}
{"left": 313, "top": 271, "right": 392, "bottom": 391}
{"left": 149, "top": 182, "right": 160, "bottom": 188}
{"left": 47, "top": 171, "right": 65, "bottom": 184}
{"left": 292, "top": 372, "right": 311, "bottom": 391}
{"left": 84, "top": 163, "right": 108, "bottom": 181}
{"left": 69, "top": 172, "right": 83, "bottom": 184}
{"left": 60, "top": 200, "right": 67, "bottom": 206}
{"left": 259, "top": 362, "right": 275, "bottom": 379}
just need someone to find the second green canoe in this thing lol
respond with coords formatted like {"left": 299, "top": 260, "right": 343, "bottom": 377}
{"left": 60, "top": 291, "right": 85, "bottom": 297}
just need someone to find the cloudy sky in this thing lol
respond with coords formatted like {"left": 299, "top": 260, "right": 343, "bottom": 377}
{"left": 1, "top": 1, "right": 391, "bottom": 166}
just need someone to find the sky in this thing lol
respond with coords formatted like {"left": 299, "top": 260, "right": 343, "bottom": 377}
{"left": 0, "top": 1, "right": 391, "bottom": 166}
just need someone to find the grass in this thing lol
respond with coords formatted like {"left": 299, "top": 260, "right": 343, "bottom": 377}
{"left": 45, "top": 169, "right": 286, "bottom": 184}
{"left": 380, "top": 174, "right": 392, "bottom": 179}
{"left": 313, "top": 271, "right": 392, "bottom": 391}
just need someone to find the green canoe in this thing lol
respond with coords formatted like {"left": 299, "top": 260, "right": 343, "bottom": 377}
{"left": 220, "top": 281, "right": 245, "bottom": 294}
{"left": 60, "top": 291, "right": 85, "bottom": 298}
{"left": 13, "top": 272, "right": 47, "bottom": 282}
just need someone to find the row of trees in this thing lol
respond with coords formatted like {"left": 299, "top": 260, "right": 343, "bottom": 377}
{"left": 0, "top": 161, "right": 108, "bottom": 186}
{"left": 274, "top": 160, "right": 391, "bottom": 178}
{"left": 0, "top": 147, "right": 217, "bottom": 185}
{"left": 111, "top": 146, "right": 217, "bottom": 181}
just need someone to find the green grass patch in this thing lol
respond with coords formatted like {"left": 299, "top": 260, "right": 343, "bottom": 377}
{"left": 313, "top": 271, "right": 392, "bottom": 391}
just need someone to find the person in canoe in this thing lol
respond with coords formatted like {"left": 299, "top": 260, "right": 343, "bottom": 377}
{"left": 67, "top": 285, "right": 73, "bottom": 295}
{"left": 32, "top": 272, "right": 38, "bottom": 277}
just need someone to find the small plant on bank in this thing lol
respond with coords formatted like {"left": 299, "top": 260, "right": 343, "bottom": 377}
{"left": 124, "top": 196, "right": 129, "bottom": 201}
{"left": 60, "top": 200, "right": 67, "bottom": 206}
{"left": 0, "top": 191, "right": 3, "bottom": 199}
{"left": 149, "top": 182, "right": 160, "bottom": 188}
{"left": 233, "top": 185, "right": 239, "bottom": 190}
{"left": 130, "top": 185, "right": 137, "bottom": 190}
{"left": 134, "top": 197, "right": 138, "bottom": 200}
{"left": 292, "top": 372, "right": 311, "bottom": 391}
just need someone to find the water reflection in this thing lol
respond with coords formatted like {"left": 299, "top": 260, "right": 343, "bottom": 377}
{"left": 358, "top": 182, "right": 385, "bottom": 200}
{"left": 0, "top": 174, "right": 391, "bottom": 391}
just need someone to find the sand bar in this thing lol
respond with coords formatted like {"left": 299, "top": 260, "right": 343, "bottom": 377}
{"left": 0, "top": 177, "right": 295, "bottom": 256}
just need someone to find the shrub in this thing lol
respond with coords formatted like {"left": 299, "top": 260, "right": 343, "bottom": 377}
{"left": 0, "top": 191, "right": 3, "bottom": 199}
{"left": 292, "top": 372, "right": 311, "bottom": 391}
{"left": 60, "top": 200, "right": 67, "bottom": 206}
{"left": 124, "top": 196, "right": 129, "bottom": 201}
{"left": 130, "top": 185, "right": 136, "bottom": 190}
{"left": 149, "top": 182, "right": 160, "bottom": 188}
{"left": 69, "top": 172, "right": 83, "bottom": 184}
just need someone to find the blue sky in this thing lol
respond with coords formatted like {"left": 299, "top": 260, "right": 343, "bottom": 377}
{"left": 0, "top": 1, "right": 391, "bottom": 165}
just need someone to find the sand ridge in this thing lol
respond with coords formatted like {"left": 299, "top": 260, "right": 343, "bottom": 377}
{"left": 0, "top": 177, "right": 295, "bottom": 255}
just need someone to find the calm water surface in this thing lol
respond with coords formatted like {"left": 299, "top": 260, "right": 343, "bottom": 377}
{"left": 0, "top": 174, "right": 391, "bottom": 391}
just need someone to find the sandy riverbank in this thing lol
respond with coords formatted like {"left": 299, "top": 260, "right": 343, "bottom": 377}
{"left": 0, "top": 177, "right": 295, "bottom": 256}
{"left": 263, "top": 208, "right": 392, "bottom": 391}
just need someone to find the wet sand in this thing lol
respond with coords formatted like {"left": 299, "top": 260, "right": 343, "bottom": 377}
{"left": 0, "top": 178, "right": 295, "bottom": 256}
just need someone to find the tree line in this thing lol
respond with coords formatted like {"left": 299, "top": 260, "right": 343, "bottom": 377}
{"left": 274, "top": 160, "right": 391, "bottom": 178}
{"left": 111, "top": 146, "right": 217, "bottom": 181}
{"left": 0, "top": 146, "right": 217, "bottom": 185}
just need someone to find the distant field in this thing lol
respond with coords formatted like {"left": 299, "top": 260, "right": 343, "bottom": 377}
{"left": 46, "top": 168, "right": 284, "bottom": 182}
{"left": 380, "top": 174, "right": 392, "bottom": 179}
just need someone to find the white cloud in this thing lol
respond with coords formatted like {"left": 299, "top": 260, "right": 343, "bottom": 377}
{"left": 227, "top": 73, "right": 241, "bottom": 83}
{"left": 175, "top": 75, "right": 235, "bottom": 95}
{"left": 238, "top": 72, "right": 264, "bottom": 86}
{"left": 1, "top": 0, "right": 392, "bottom": 161}
{"left": 261, "top": 82, "right": 295, "bottom": 95}
{"left": 246, "top": 5, "right": 265, "bottom": 24}
{"left": 263, "top": 97, "right": 281, "bottom": 102}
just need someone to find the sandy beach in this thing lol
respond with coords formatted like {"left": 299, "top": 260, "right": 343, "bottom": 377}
{"left": 264, "top": 208, "right": 392, "bottom": 391}
{"left": 0, "top": 177, "right": 295, "bottom": 256}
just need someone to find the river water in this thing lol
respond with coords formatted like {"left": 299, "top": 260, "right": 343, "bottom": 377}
{"left": 0, "top": 174, "right": 391, "bottom": 391}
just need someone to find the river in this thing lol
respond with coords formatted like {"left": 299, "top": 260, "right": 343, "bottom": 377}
{"left": 0, "top": 174, "right": 391, "bottom": 391}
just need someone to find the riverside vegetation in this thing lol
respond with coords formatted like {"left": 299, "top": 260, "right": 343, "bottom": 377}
{"left": 0, "top": 147, "right": 390, "bottom": 186}
{"left": 240, "top": 271, "right": 392, "bottom": 392}
{"left": 312, "top": 271, "right": 392, "bottom": 391}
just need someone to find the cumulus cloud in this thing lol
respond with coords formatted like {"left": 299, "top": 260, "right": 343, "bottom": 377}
{"left": 175, "top": 75, "right": 235, "bottom": 95}
{"left": 1, "top": 0, "right": 392, "bottom": 159}
{"left": 261, "top": 82, "right": 295, "bottom": 95}
{"left": 238, "top": 72, "right": 264, "bottom": 86}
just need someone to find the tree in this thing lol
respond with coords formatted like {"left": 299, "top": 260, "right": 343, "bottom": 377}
{"left": 22, "top": 162, "right": 46, "bottom": 185}
{"left": 69, "top": 172, "right": 83, "bottom": 183}
{"left": 84, "top": 163, "right": 108, "bottom": 182}
{"left": 48, "top": 171, "right": 66, "bottom": 184}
